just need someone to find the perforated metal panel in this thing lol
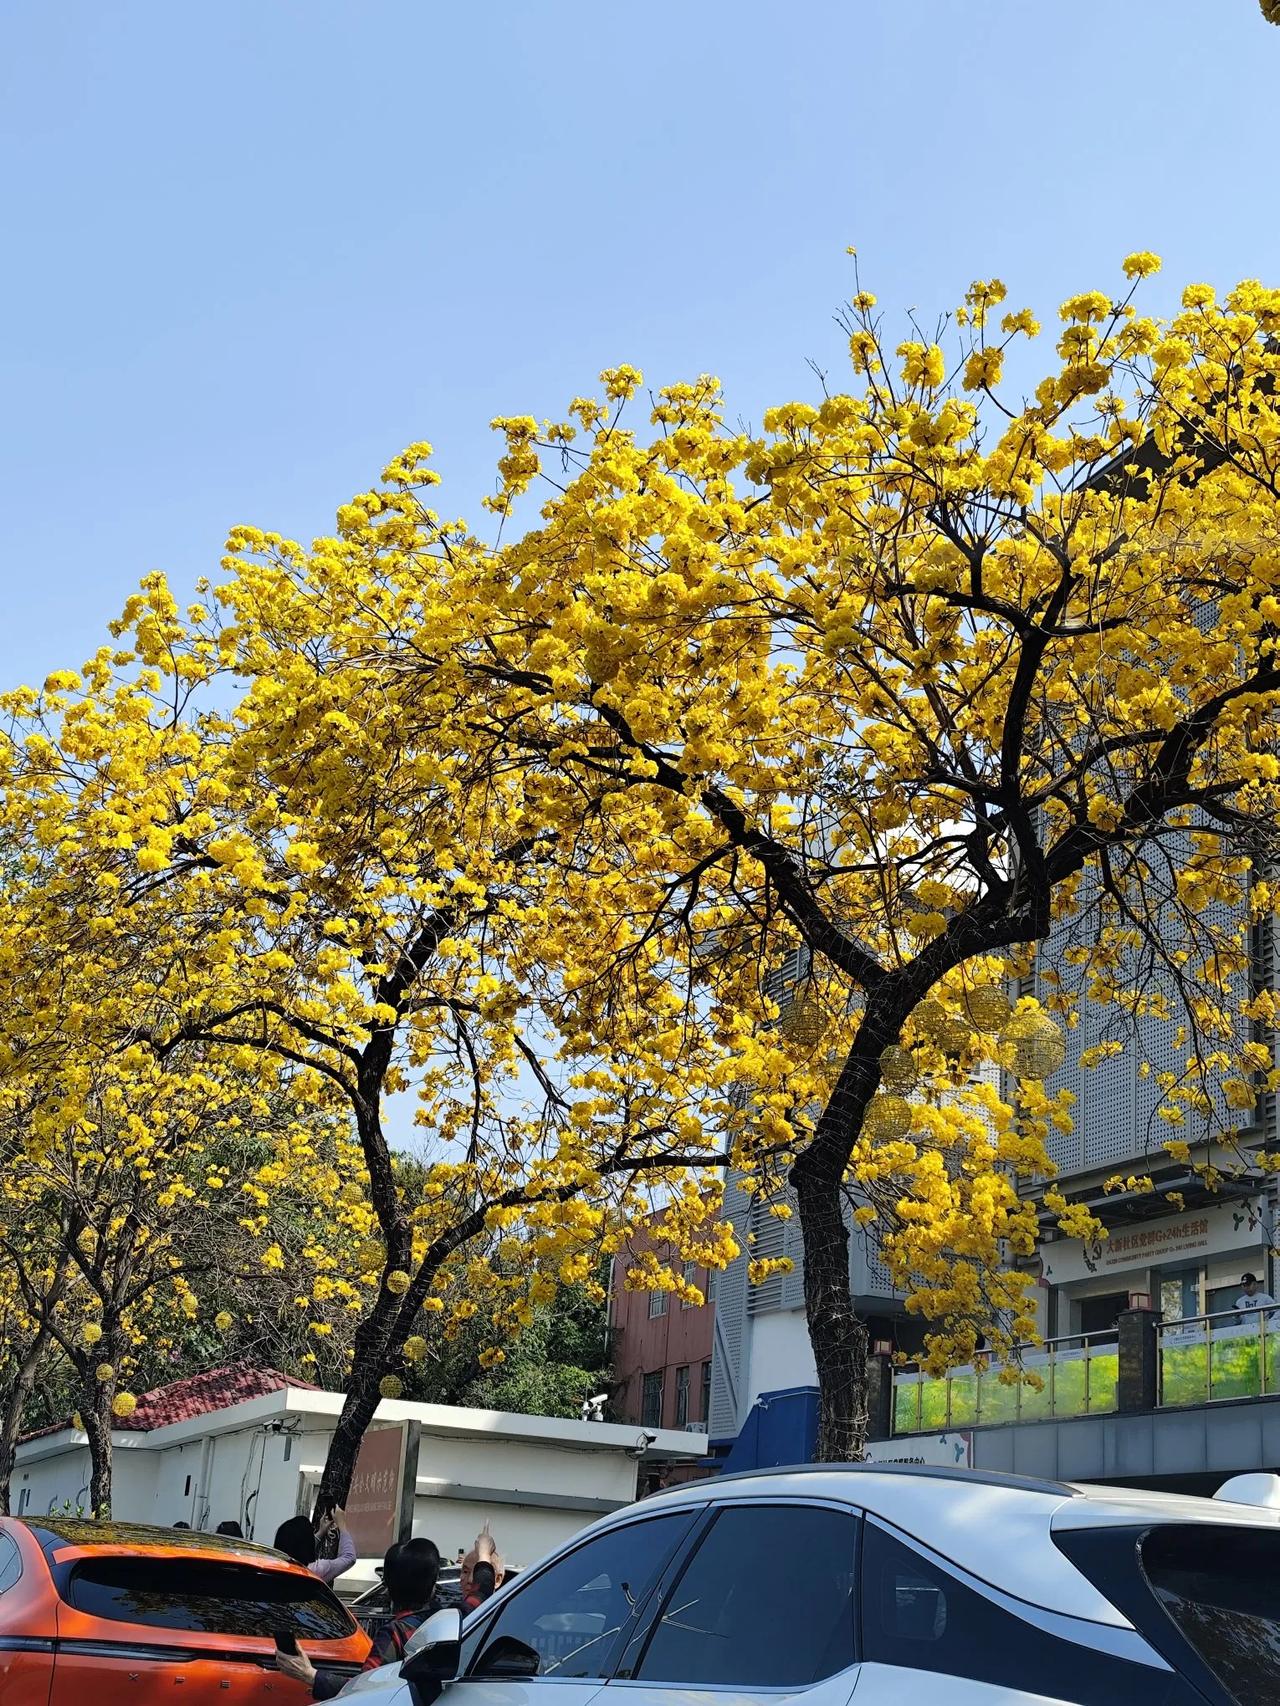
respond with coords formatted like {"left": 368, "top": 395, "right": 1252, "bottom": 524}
{"left": 708, "top": 1173, "right": 751, "bottom": 1439}
{"left": 746, "top": 1190, "right": 789, "bottom": 1315}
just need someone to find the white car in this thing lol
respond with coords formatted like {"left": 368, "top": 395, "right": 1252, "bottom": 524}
{"left": 332, "top": 1462, "right": 1280, "bottom": 1705}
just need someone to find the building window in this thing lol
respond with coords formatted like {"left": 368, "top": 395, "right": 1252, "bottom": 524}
{"left": 642, "top": 1371, "right": 663, "bottom": 1428}
{"left": 649, "top": 1288, "right": 668, "bottom": 1319}
{"left": 701, "top": 1359, "right": 712, "bottom": 1423}
{"left": 681, "top": 1261, "right": 698, "bottom": 1308}
{"left": 674, "top": 1365, "right": 690, "bottom": 1427}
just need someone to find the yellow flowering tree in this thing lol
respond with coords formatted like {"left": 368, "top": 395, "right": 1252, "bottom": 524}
{"left": 346, "top": 259, "right": 1280, "bottom": 1458}
{"left": 0, "top": 536, "right": 728, "bottom": 1505}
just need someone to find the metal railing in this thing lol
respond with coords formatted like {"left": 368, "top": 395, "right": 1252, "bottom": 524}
{"left": 1158, "top": 1306, "right": 1278, "bottom": 1407}
{"left": 891, "top": 1330, "right": 1120, "bottom": 1435}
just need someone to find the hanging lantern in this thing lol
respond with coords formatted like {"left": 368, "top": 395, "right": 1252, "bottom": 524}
{"left": 112, "top": 1392, "right": 138, "bottom": 1419}
{"left": 879, "top": 1045, "right": 919, "bottom": 1093}
{"left": 404, "top": 1335, "right": 428, "bottom": 1362}
{"left": 379, "top": 1375, "right": 404, "bottom": 1400}
{"left": 1002, "top": 1010, "right": 1067, "bottom": 1079}
{"left": 936, "top": 1015, "right": 975, "bottom": 1056}
{"left": 95, "top": 1363, "right": 115, "bottom": 1384}
{"left": 963, "top": 985, "right": 1013, "bottom": 1032}
{"left": 214, "top": 1311, "right": 233, "bottom": 1332}
{"left": 910, "top": 1000, "right": 948, "bottom": 1042}
{"left": 781, "top": 990, "right": 823, "bottom": 1047}
{"left": 385, "top": 1269, "right": 411, "bottom": 1296}
{"left": 864, "top": 1094, "right": 914, "bottom": 1139}
{"left": 354, "top": 1239, "right": 386, "bottom": 1274}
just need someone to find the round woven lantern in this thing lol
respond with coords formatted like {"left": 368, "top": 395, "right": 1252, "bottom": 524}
{"left": 1002, "top": 1010, "right": 1067, "bottom": 1079}
{"left": 112, "top": 1392, "right": 138, "bottom": 1419}
{"left": 935, "top": 1014, "right": 975, "bottom": 1056}
{"left": 354, "top": 1239, "right": 386, "bottom": 1273}
{"left": 864, "top": 1093, "right": 914, "bottom": 1139}
{"left": 910, "top": 1000, "right": 948, "bottom": 1042}
{"left": 963, "top": 985, "right": 1013, "bottom": 1032}
{"left": 879, "top": 1045, "right": 919, "bottom": 1093}
{"left": 379, "top": 1375, "right": 404, "bottom": 1400}
{"left": 781, "top": 991, "right": 823, "bottom": 1047}
{"left": 404, "top": 1335, "right": 428, "bottom": 1362}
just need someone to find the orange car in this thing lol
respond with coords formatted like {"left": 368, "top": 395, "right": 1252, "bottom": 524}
{"left": 0, "top": 1514, "right": 371, "bottom": 1706}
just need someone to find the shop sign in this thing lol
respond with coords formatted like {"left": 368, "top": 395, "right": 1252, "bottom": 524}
{"left": 1043, "top": 1195, "right": 1266, "bottom": 1286}
{"left": 864, "top": 1431, "right": 973, "bottom": 1469}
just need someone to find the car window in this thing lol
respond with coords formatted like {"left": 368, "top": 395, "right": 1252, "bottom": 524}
{"left": 0, "top": 1532, "right": 22, "bottom": 1594}
{"left": 1142, "top": 1524, "right": 1280, "bottom": 1706}
{"left": 862, "top": 1521, "right": 1190, "bottom": 1706}
{"left": 636, "top": 1503, "right": 858, "bottom": 1688}
{"left": 470, "top": 1512, "right": 693, "bottom": 1681}
{"left": 65, "top": 1557, "right": 357, "bottom": 1640}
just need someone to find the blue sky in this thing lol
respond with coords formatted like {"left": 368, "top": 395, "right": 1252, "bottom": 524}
{"left": 2, "top": 0, "right": 1278, "bottom": 690}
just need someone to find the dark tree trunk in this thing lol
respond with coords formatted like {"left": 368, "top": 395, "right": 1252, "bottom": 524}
{"left": 0, "top": 1324, "right": 53, "bottom": 1514}
{"left": 794, "top": 1160, "right": 869, "bottom": 1461}
{"left": 317, "top": 1092, "right": 414, "bottom": 1509}
{"left": 80, "top": 1373, "right": 115, "bottom": 1517}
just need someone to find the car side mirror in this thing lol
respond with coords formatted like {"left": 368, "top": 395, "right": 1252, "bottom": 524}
{"left": 473, "top": 1636, "right": 540, "bottom": 1679}
{"left": 402, "top": 1607, "right": 462, "bottom": 1678}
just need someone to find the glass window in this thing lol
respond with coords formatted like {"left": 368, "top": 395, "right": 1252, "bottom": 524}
{"left": 649, "top": 1290, "right": 668, "bottom": 1319}
{"left": 64, "top": 1558, "right": 356, "bottom": 1640}
{"left": 642, "top": 1372, "right": 663, "bottom": 1428}
{"left": 637, "top": 1503, "right": 857, "bottom": 1688}
{"left": 700, "top": 1361, "right": 711, "bottom": 1423}
{"left": 472, "top": 1512, "right": 692, "bottom": 1681}
{"left": 1143, "top": 1524, "right": 1280, "bottom": 1706}
{"left": 862, "top": 1523, "right": 1176, "bottom": 1705}
{"left": 674, "top": 1367, "right": 690, "bottom": 1428}
{"left": 0, "top": 1532, "right": 22, "bottom": 1594}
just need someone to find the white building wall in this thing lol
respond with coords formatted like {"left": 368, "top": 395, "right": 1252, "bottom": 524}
{"left": 745, "top": 1310, "right": 816, "bottom": 1408}
{"left": 13, "top": 1393, "right": 689, "bottom": 1587}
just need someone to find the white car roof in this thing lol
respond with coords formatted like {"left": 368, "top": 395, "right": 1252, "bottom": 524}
{"left": 632, "top": 1463, "right": 1280, "bottom": 1630}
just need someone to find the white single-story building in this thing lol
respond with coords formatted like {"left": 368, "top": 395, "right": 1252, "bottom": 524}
{"left": 13, "top": 1364, "right": 707, "bottom": 1588}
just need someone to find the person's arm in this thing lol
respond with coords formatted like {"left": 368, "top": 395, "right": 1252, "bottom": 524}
{"left": 274, "top": 1650, "right": 352, "bottom": 1700}
{"left": 309, "top": 1517, "right": 356, "bottom": 1585}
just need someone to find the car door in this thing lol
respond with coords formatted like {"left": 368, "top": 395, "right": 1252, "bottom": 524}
{"left": 609, "top": 1499, "right": 864, "bottom": 1706}
{"left": 434, "top": 1509, "right": 701, "bottom": 1706}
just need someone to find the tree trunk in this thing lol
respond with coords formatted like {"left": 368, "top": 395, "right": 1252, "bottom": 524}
{"left": 81, "top": 1385, "right": 114, "bottom": 1518}
{"left": 793, "top": 1161, "right": 869, "bottom": 1461}
{"left": 318, "top": 1360, "right": 385, "bottom": 1509}
{"left": 0, "top": 1324, "right": 53, "bottom": 1514}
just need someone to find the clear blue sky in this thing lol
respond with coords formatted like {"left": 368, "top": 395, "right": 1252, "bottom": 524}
{"left": 3, "top": 0, "right": 1278, "bottom": 689}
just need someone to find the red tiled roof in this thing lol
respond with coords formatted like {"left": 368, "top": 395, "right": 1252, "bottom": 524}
{"left": 21, "top": 1363, "right": 322, "bottom": 1443}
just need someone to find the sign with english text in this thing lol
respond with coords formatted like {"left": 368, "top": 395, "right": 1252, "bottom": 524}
{"left": 1043, "top": 1195, "right": 1267, "bottom": 1287}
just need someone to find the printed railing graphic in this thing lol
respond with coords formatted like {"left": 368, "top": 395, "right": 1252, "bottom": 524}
{"left": 891, "top": 1330, "right": 1119, "bottom": 1434}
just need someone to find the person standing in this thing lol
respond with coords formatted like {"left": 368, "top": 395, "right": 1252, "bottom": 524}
{"left": 1234, "top": 1273, "right": 1279, "bottom": 1321}
{"left": 460, "top": 1523, "right": 503, "bottom": 1611}
{"left": 276, "top": 1537, "right": 444, "bottom": 1700}
{"left": 273, "top": 1507, "right": 357, "bottom": 1587}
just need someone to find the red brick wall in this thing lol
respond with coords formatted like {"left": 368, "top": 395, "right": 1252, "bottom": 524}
{"left": 609, "top": 1246, "right": 714, "bottom": 1432}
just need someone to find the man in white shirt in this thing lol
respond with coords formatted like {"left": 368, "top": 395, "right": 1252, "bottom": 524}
{"left": 1233, "top": 1272, "right": 1279, "bottom": 1320}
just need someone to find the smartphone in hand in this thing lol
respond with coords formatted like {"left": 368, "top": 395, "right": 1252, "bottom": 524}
{"left": 274, "top": 1631, "right": 300, "bottom": 1658}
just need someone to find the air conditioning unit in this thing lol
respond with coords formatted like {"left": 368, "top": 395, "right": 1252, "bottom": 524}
{"left": 684, "top": 1422, "right": 708, "bottom": 1434}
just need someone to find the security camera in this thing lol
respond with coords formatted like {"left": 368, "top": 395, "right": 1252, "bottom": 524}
{"left": 581, "top": 1394, "right": 608, "bottom": 1422}
{"left": 626, "top": 1431, "right": 658, "bottom": 1459}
